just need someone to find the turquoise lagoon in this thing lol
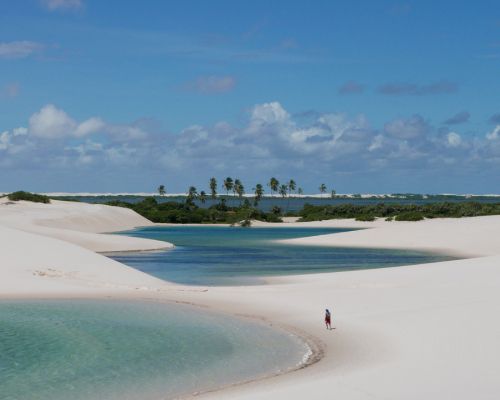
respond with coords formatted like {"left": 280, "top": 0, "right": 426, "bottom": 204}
{"left": 0, "top": 300, "right": 308, "bottom": 400}
{"left": 112, "top": 226, "right": 455, "bottom": 285}
{"left": 0, "top": 226, "right": 455, "bottom": 400}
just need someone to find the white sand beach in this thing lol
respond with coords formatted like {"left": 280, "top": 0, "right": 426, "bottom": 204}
{"left": 1, "top": 199, "right": 500, "bottom": 399}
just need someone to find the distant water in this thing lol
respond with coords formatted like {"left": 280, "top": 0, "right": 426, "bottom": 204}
{"left": 54, "top": 194, "right": 500, "bottom": 212}
{"left": 0, "top": 300, "right": 309, "bottom": 400}
{"left": 112, "top": 226, "right": 455, "bottom": 285}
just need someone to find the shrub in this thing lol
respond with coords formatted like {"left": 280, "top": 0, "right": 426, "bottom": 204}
{"left": 240, "top": 219, "right": 252, "bottom": 227}
{"left": 8, "top": 191, "right": 50, "bottom": 204}
{"left": 385, "top": 216, "right": 394, "bottom": 221}
{"left": 395, "top": 212, "right": 424, "bottom": 221}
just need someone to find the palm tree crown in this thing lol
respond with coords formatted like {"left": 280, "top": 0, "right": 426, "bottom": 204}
{"left": 287, "top": 179, "right": 296, "bottom": 196}
{"left": 253, "top": 183, "right": 264, "bottom": 206}
{"left": 234, "top": 179, "right": 244, "bottom": 198}
{"left": 279, "top": 184, "right": 288, "bottom": 198}
{"left": 268, "top": 177, "right": 279, "bottom": 196}
{"left": 319, "top": 183, "right": 327, "bottom": 197}
{"left": 157, "top": 185, "right": 166, "bottom": 196}
{"left": 209, "top": 177, "right": 217, "bottom": 199}
{"left": 223, "top": 177, "right": 234, "bottom": 196}
{"left": 187, "top": 186, "right": 198, "bottom": 199}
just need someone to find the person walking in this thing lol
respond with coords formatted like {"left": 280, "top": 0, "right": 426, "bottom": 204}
{"left": 325, "top": 308, "right": 332, "bottom": 330}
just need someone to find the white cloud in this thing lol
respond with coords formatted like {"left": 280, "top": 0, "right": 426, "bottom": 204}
{"left": 369, "top": 134, "right": 384, "bottom": 151}
{"left": 41, "top": 0, "right": 83, "bottom": 11}
{"left": 27, "top": 104, "right": 143, "bottom": 141}
{"left": 4, "top": 101, "right": 500, "bottom": 184}
{"left": 29, "top": 104, "right": 77, "bottom": 138}
{"left": 0, "top": 41, "right": 44, "bottom": 59}
{"left": 446, "top": 132, "right": 462, "bottom": 147}
{"left": 74, "top": 117, "right": 105, "bottom": 137}
{"left": 384, "top": 115, "right": 430, "bottom": 139}
{"left": 0, "top": 131, "right": 10, "bottom": 150}
{"left": 12, "top": 127, "right": 28, "bottom": 136}
{"left": 486, "top": 125, "right": 500, "bottom": 140}
{"left": 251, "top": 101, "right": 289, "bottom": 124}
{"left": 0, "top": 127, "right": 31, "bottom": 153}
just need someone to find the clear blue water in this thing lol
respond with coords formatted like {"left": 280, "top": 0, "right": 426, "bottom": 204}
{"left": 112, "top": 226, "right": 455, "bottom": 285}
{"left": 0, "top": 300, "right": 308, "bottom": 400}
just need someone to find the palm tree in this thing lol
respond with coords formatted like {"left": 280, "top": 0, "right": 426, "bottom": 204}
{"left": 157, "top": 185, "right": 166, "bottom": 196}
{"left": 298, "top": 187, "right": 304, "bottom": 196}
{"left": 199, "top": 190, "right": 207, "bottom": 204}
{"left": 286, "top": 179, "right": 296, "bottom": 211}
{"left": 187, "top": 186, "right": 198, "bottom": 199}
{"left": 268, "top": 177, "right": 279, "bottom": 197}
{"left": 234, "top": 179, "right": 241, "bottom": 196}
{"left": 223, "top": 177, "right": 233, "bottom": 197}
{"left": 319, "top": 183, "right": 327, "bottom": 198}
{"left": 279, "top": 184, "right": 288, "bottom": 198}
{"left": 186, "top": 186, "right": 198, "bottom": 206}
{"left": 234, "top": 179, "right": 245, "bottom": 205}
{"left": 253, "top": 183, "right": 264, "bottom": 206}
{"left": 287, "top": 179, "right": 296, "bottom": 197}
{"left": 330, "top": 189, "right": 336, "bottom": 198}
{"left": 209, "top": 177, "right": 217, "bottom": 199}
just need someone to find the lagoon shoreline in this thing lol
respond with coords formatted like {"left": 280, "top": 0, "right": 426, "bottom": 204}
{"left": 1, "top": 199, "right": 500, "bottom": 399}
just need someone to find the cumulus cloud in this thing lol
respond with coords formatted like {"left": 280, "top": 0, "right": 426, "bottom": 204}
{"left": 27, "top": 104, "right": 146, "bottom": 140}
{"left": 29, "top": 104, "right": 78, "bottom": 138}
{"left": 4, "top": 101, "right": 500, "bottom": 189}
{"left": 0, "top": 41, "right": 44, "bottom": 59}
{"left": 183, "top": 75, "right": 236, "bottom": 94}
{"left": 378, "top": 81, "right": 458, "bottom": 96}
{"left": 40, "top": 0, "right": 83, "bottom": 11}
{"left": 486, "top": 125, "right": 500, "bottom": 141}
{"left": 384, "top": 115, "right": 430, "bottom": 139}
{"left": 74, "top": 117, "right": 105, "bottom": 137}
{"left": 444, "top": 111, "right": 470, "bottom": 125}
{"left": 446, "top": 132, "right": 462, "bottom": 147}
{"left": 338, "top": 81, "right": 365, "bottom": 95}
{"left": 0, "top": 127, "right": 29, "bottom": 153}
{"left": 0, "top": 131, "right": 10, "bottom": 150}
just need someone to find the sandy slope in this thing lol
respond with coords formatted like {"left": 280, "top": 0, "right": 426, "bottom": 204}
{"left": 194, "top": 217, "right": 500, "bottom": 399}
{"left": 1, "top": 200, "right": 500, "bottom": 399}
{"left": 0, "top": 198, "right": 173, "bottom": 296}
{"left": 0, "top": 198, "right": 172, "bottom": 252}
{"left": 275, "top": 216, "right": 500, "bottom": 257}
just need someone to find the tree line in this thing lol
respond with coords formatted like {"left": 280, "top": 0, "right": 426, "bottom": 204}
{"left": 157, "top": 177, "right": 335, "bottom": 206}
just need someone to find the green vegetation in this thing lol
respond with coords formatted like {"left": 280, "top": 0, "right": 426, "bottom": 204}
{"left": 299, "top": 202, "right": 500, "bottom": 222}
{"left": 106, "top": 197, "right": 282, "bottom": 224}
{"left": 109, "top": 176, "right": 335, "bottom": 224}
{"left": 395, "top": 212, "right": 424, "bottom": 221}
{"left": 7, "top": 191, "right": 50, "bottom": 203}
{"left": 157, "top": 185, "right": 166, "bottom": 196}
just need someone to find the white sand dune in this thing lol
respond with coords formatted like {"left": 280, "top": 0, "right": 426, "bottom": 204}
{"left": 0, "top": 198, "right": 173, "bottom": 296}
{"left": 1, "top": 199, "right": 500, "bottom": 399}
{"left": 0, "top": 198, "right": 172, "bottom": 252}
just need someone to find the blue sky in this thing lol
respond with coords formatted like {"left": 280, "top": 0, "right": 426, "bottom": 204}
{"left": 0, "top": 0, "right": 499, "bottom": 193}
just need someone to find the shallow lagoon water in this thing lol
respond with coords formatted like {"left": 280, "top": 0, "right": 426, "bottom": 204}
{"left": 113, "top": 226, "right": 455, "bottom": 285}
{"left": 0, "top": 300, "right": 309, "bottom": 400}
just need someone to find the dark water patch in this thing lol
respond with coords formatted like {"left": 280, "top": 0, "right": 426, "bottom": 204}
{"left": 112, "top": 226, "right": 455, "bottom": 285}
